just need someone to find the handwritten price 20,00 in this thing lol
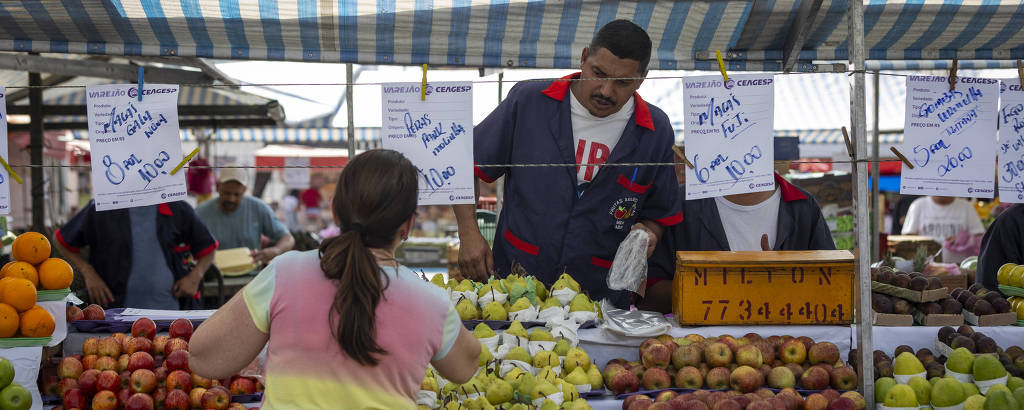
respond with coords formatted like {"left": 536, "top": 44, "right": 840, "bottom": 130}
{"left": 102, "top": 150, "right": 172, "bottom": 188}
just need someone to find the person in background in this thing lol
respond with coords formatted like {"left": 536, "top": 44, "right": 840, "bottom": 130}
{"left": 53, "top": 201, "right": 218, "bottom": 309}
{"left": 281, "top": 189, "right": 302, "bottom": 232}
{"left": 189, "top": 150, "right": 479, "bottom": 408}
{"left": 302, "top": 175, "right": 326, "bottom": 230}
{"left": 977, "top": 203, "right": 1024, "bottom": 289}
{"left": 196, "top": 167, "right": 295, "bottom": 264}
{"left": 890, "top": 194, "right": 920, "bottom": 235}
{"left": 901, "top": 196, "right": 984, "bottom": 244}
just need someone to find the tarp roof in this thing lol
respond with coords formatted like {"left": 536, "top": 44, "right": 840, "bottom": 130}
{"left": 1, "top": 1, "right": 1021, "bottom": 71}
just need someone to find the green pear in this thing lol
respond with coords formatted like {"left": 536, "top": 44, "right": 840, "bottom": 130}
{"left": 907, "top": 376, "right": 930, "bottom": 405}
{"left": 554, "top": 273, "right": 581, "bottom": 292}
{"left": 963, "top": 382, "right": 981, "bottom": 397}
{"left": 947, "top": 347, "right": 976, "bottom": 374}
{"left": 431, "top": 274, "right": 446, "bottom": 287}
{"left": 568, "top": 294, "right": 595, "bottom": 313}
{"left": 563, "top": 347, "right": 590, "bottom": 373}
{"left": 567, "top": 400, "right": 593, "bottom": 410}
{"left": 539, "top": 399, "right": 559, "bottom": 410}
{"left": 893, "top": 351, "right": 926, "bottom": 375}
{"left": 543, "top": 297, "right": 562, "bottom": 310}
{"left": 505, "top": 347, "right": 532, "bottom": 363}
{"left": 473, "top": 323, "right": 496, "bottom": 339}
{"left": 478, "top": 346, "right": 494, "bottom": 366}
{"left": 533, "top": 350, "right": 560, "bottom": 369}
{"left": 481, "top": 301, "right": 508, "bottom": 321}
{"left": 973, "top": 354, "right": 1008, "bottom": 381}
{"left": 426, "top": 367, "right": 436, "bottom": 378}
{"left": 530, "top": 329, "right": 555, "bottom": 342}
{"left": 586, "top": 364, "right": 602, "bottom": 390}
{"left": 983, "top": 389, "right": 1018, "bottom": 410}
{"left": 516, "top": 372, "right": 537, "bottom": 398}
{"left": 553, "top": 338, "right": 571, "bottom": 356}
{"left": 458, "top": 378, "right": 487, "bottom": 397}
{"left": 532, "top": 382, "right": 559, "bottom": 401}
{"left": 964, "top": 395, "right": 986, "bottom": 410}
{"left": 536, "top": 280, "right": 548, "bottom": 301}
{"left": 443, "top": 400, "right": 465, "bottom": 410}
{"left": 560, "top": 380, "right": 580, "bottom": 401}
{"left": 446, "top": 278, "right": 459, "bottom": 290}
{"left": 537, "top": 366, "right": 559, "bottom": 385}
{"left": 510, "top": 297, "right": 532, "bottom": 312}
{"left": 485, "top": 379, "right": 514, "bottom": 405}
{"left": 874, "top": 377, "right": 896, "bottom": 403}
{"left": 508, "top": 404, "right": 531, "bottom": 410}
{"left": 456, "top": 279, "right": 475, "bottom": 292}
{"left": 503, "top": 367, "right": 526, "bottom": 387}
{"left": 506, "top": 321, "right": 529, "bottom": 339}
{"left": 1008, "top": 376, "right": 1024, "bottom": 391}
{"left": 883, "top": 384, "right": 919, "bottom": 408}
{"left": 931, "top": 377, "right": 966, "bottom": 407}
{"left": 441, "top": 381, "right": 458, "bottom": 396}
{"left": 565, "top": 367, "right": 590, "bottom": 386}
{"left": 469, "top": 396, "right": 495, "bottom": 410}
{"left": 457, "top": 298, "right": 480, "bottom": 320}
{"left": 477, "top": 282, "right": 499, "bottom": 298}
{"left": 421, "top": 376, "right": 439, "bottom": 393}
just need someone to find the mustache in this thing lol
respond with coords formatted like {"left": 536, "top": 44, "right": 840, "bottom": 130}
{"left": 591, "top": 93, "right": 615, "bottom": 106}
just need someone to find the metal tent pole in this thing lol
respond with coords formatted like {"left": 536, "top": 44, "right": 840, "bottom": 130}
{"left": 495, "top": 73, "right": 504, "bottom": 217}
{"left": 871, "top": 72, "right": 881, "bottom": 259}
{"left": 29, "top": 70, "right": 45, "bottom": 232}
{"left": 848, "top": 0, "right": 874, "bottom": 405}
{"left": 346, "top": 64, "right": 355, "bottom": 159}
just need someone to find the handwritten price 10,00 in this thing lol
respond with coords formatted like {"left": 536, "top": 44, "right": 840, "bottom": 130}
{"left": 102, "top": 150, "right": 172, "bottom": 188}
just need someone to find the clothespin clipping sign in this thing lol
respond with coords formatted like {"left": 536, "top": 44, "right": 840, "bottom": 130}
{"left": 948, "top": 58, "right": 958, "bottom": 91}
{"left": 137, "top": 67, "right": 144, "bottom": 101}
{"left": 672, "top": 145, "right": 694, "bottom": 169}
{"left": 841, "top": 126, "right": 854, "bottom": 159}
{"left": 421, "top": 64, "right": 428, "bottom": 101}
{"left": 170, "top": 147, "right": 200, "bottom": 176}
{"left": 1017, "top": 60, "right": 1023, "bottom": 90}
{"left": 889, "top": 146, "right": 914, "bottom": 170}
{"left": 715, "top": 50, "right": 729, "bottom": 83}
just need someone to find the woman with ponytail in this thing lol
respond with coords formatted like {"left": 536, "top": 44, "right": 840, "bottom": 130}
{"left": 191, "top": 150, "right": 480, "bottom": 409}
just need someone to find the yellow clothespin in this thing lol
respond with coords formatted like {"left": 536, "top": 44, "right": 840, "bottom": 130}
{"left": 949, "top": 58, "right": 958, "bottom": 91}
{"left": 421, "top": 64, "right": 428, "bottom": 101}
{"left": 715, "top": 50, "right": 729, "bottom": 83}
{"left": 841, "top": 127, "right": 854, "bottom": 159}
{"left": 889, "top": 146, "right": 914, "bottom": 170}
{"left": 170, "top": 147, "right": 200, "bottom": 176}
{"left": 671, "top": 145, "right": 694, "bottom": 169}
{"left": 0, "top": 157, "right": 22, "bottom": 184}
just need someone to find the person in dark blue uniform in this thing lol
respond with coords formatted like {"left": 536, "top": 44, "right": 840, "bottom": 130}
{"left": 640, "top": 170, "right": 835, "bottom": 313}
{"left": 454, "top": 20, "right": 682, "bottom": 308}
{"left": 978, "top": 203, "right": 1024, "bottom": 289}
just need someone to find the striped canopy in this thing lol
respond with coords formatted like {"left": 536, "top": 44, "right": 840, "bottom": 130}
{"left": 1, "top": 1, "right": 1020, "bottom": 71}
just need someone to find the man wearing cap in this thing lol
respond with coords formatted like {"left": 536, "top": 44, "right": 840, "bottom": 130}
{"left": 196, "top": 167, "right": 294, "bottom": 264}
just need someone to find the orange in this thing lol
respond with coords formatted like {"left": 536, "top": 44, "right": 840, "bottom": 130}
{"left": 1, "top": 262, "right": 38, "bottom": 288}
{"left": 0, "top": 278, "right": 36, "bottom": 312}
{"left": 11, "top": 232, "right": 51, "bottom": 265}
{"left": 0, "top": 303, "right": 17, "bottom": 337}
{"left": 0, "top": 277, "right": 15, "bottom": 296}
{"left": 19, "top": 305, "right": 54, "bottom": 337}
{"left": 37, "top": 258, "right": 73, "bottom": 290}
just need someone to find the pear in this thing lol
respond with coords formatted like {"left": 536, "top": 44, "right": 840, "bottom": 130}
{"left": 563, "top": 347, "right": 590, "bottom": 373}
{"left": 505, "top": 346, "right": 532, "bottom": 363}
{"left": 532, "top": 381, "right": 559, "bottom": 401}
{"left": 586, "top": 365, "right": 602, "bottom": 390}
{"left": 539, "top": 399, "right": 559, "bottom": 410}
{"left": 874, "top": 377, "right": 896, "bottom": 403}
{"left": 560, "top": 380, "right": 580, "bottom": 401}
{"left": 506, "top": 321, "right": 529, "bottom": 339}
{"left": 567, "top": 400, "right": 593, "bottom": 410}
{"left": 983, "top": 389, "right": 1018, "bottom": 410}
{"left": 478, "top": 345, "right": 494, "bottom": 366}
{"left": 543, "top": 296, "right": 562, "bottom": 310}
{"left": 441, "top": 381, "right": 458, "bottom": 396}
{"left": 510, "top": 297, "right": 532, "bottom": 312}
{"left": 907, "top": 376, "right": 930, "bottom": 405}
{"left": 481, "top": 301, "right": 508, "bottom": 321}
{"left": 553, "top": 273, "right": 581, "bottom": 292}
{"left": 421, "top": 376, "right": 439, "bottom": 393}
{"left": 457, "top": 298, "right": 480, "bottom": 320}
{"left": 508, "top": 404, "right": 531, "bottom": 410}
{"left": 553, "top": 338, "right": 571, "bottom": 356}
{"left": 478, "top": 282, "right": 500, "bottom": 298}
{"left": 443, "top": 400, "right": 465, "bottom": 410}
{"left": 535, "top": 280, "right": 548, "bottom": 301}
{"left": 568, "top": 294, "right": 595, "bottom": 313}
{"left": 431, "top": 274, "right": 446, "bottom": 287}
{"left": 964, "top": 395, "right": 986, "bottom": 410}
{"left": 473, "top": 323, "right": 496, "bottom": 339}
{"left": 426, "top": 367, "right": 436, "bottom": 378}
{"left": 893, "top": 351, "right": 926, "bottom": 375}
{"left": 974, "top": 354, "right": 1008, "bottom": 382}
{"left": 946, "top": 347, "right": 975, "bottom": 374}
{"left": 458, "top": 378, "right": 487, "bottom": 397}
{"left": 468, "top": 396, "right": 495, "bottom": 410}
{"left": 503, "top": 367, "right": 527, "bottom": 387}
{"left": 537, "top": 366, "right": 559, "bottom": 385}
{"left": 931, "top": 377, "right": 966, "bottom": 407}
{"left": 456, "top": 279, "right": 475, "bottom": 292}
{"left": 446, "top": 278, "right": 459, "bottom": 289}
{"left": 533, "top": 350, "right": 560, "bottom": 369}
{"left": 485, "top": 378, "right": 514, "bottom": 405}
{"left": 530, "top": 329, "right": 555, "bottom": 342}
{"left": 883, "top": 384, "right": 919, "bottom": 408}
{"left": 565, "top": 367, "right": 590, "bottom": 387}
{"left": 516, "top": 372, "right": 538, "bottom": 398}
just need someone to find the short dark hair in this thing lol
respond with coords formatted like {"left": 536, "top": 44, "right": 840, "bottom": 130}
{"left": 590, "top": 19, "right": 652, "bottom": 72}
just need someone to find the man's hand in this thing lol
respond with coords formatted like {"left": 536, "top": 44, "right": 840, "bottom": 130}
{"left": 251, "top": 248, "right": 280, "bottom": 265}
{"left": 81, "top": 266, "right": 114, "bottom": 307}
{"left": 457, "top": 229, "right": 494, "bottom": 282}
{"left": 631, "top": 222, "right": 659, "bottom": 258}
{"left": 761, "top": 234, "right": 771, "bottom": 251}
{"left": 173, "top": 271, "right": 203, "bottom": 299}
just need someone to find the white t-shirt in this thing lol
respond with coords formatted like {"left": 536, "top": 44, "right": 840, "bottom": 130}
{"left": 569, "top": 88, "right": 634, "bottom": 185}
{"left": 901, "top": 197, "right": 985, "bottom": 241}
{"left": 714, "top": 189, "right": 782, "bottom": 251}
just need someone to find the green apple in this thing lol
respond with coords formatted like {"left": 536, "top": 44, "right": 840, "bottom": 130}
{"left": 0, "top": 358, "right": 12, "bottom": 390}
{"left": 0, "top": 383, "right": 31, "bottom": 410}
{"left": 931, "top": 377, "right": 965, "bottom": 407}
{"left": 874, "top": 377, "right": 896, "bottom": 403}
{"left": 883, "top": 384, "right": 919, "bottom": 408}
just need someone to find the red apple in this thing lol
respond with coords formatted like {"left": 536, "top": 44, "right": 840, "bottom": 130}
{"left": 164, "top": 389, "right": 190, "bottom": 410}
{"left": 189, "top": 388, "right": 207, "bottom": 409}
{"left": 201, "top": 386, "right": 230, "bottom": 410}
{"left": 82, "top": 304, "right": 106, "bottom": 320}
{"left": 163, "top": 338, "right": 188, "bottom": 356}
{"left": 95, "top": 356, "right": 118, "bottom": 372}
{"left": 191, "top": 373, "right": 213, "bottom": 389}
{"left": 92, "top": 390, "right": 118, "bottom": 410}
{"left": 62, "top": 388, "right": 88, "bottom": 409}
{"left": 117, "top": 388, "right": 131, "bottom": 406}
{"left": 127, "top": 352, "right": 155, "bottom": 372}
{"left": 124, "top": 393, "right": 155, "bottom": 410}
{"left": 66, "top": 305, "right": 85, "bottom": 322}
{"left": 77, "top": 369, "right": 100, "bottom": 395}
{"left": 111, "top": 332, "right": 128, "bottom": 345}
{"left": 152, "top": 386, "right": 167, "bottom": 404}
{"left": 164, "top": 350, "right": 189, "bottom": 372}
{"left": 82, "top": 338, "right": 100, "bottom": 356}
{"left": 131, "top": 318, "right": 157, "bottom": 340}
{"left": 229, "top": 377, "right": 256, "bottom": 395}
{"left": 117, "top": 354, "right": 130, "bottom": 372}
{"left": 166, "top": 370, "right": 192, "bottom": 391}
{"left": 59, "top": 357, "right": 84, "bottom": 379}
{"left": 168, "top": 318, "right": 194, "bottom": 341}
{"left": 154, "top": 367, "right": 169, "bottom": 384}
{"left": 98, "top": 337, "right": 122, "bottom": 358}
{"left": 130, "top": 369, "right": 157, "bottom": 394}
{"left": 96, "top": 370, "right": 120, "bottom": 392}
{"left": 125, "top": 337, "right": 154, "bottom": 356}
{"left": 228, "top": 403, "right": 247, "bottom": 410}
{"left": 119, "top": 371, "right": 132, "bottom": 390}
{"left": 57, "top": 378, "right": 79, "bottom": 396}
{"left": 82, "top": 354, "right": 98, "bottom": 370}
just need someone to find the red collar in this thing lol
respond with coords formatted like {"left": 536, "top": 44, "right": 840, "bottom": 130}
{"left": 158, "top": 203, "right": 174, "bottom": 216}
{"left": 541, "top": 72, "right": 654, "bottom": 131}
{"left": 775, "top": 172, "right": 807, "bottom": 202}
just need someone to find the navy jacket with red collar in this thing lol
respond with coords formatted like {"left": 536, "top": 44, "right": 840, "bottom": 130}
{"left": 647, "top": 173, "right": 835, "bottom": 288}
{"left": 474, "top": 73, "right": 682, "bottom": 308}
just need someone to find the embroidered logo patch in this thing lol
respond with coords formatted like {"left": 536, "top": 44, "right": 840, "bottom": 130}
{"left": 609, "top": 197, "right": 639, "bottom": 230}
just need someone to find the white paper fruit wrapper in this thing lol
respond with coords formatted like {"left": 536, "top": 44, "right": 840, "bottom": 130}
{"left": 416, "top": 391, "right": 438, "bottom": 408}
{"left": 509, "top": 305, "right": 540, "bottom": 322}
{"left": 457, "top": 391, "right": 483, "bottom": 401}
{"left": 568, "top": 309, "right": 598, "bottom": 324}
{"left": 499, "top": 360, "right": 534, "bottom": 377}
{"left": 943, "top": 365, "right": 972, "bottom": 383}
{"left": 528, "top": 340, "right": 557, "bottom": 357}
{"left": 449, "top": 290, "right": 478, "bottom": 307}
{"left": 500, "top": 333, "right": 530, "bottom": 348}
{"left": 477, "top": 290, "right": 508, "bottom": 307}
{"left": 538, "top": 306, "right": 568, "bottom": 322}
{"left": 893, "top": 371, "right": 926, "bottom": 384}
{"left": 532, "top": 392, "right": 565, "bottom": 407}
{"left": 478, "top": 335, "right": 499, "bottom": 352}
{"left": 575, "top": 384, "right": 592, "bottom": 394}
{"left": 975, "top": 374, "right": 1008, "bottom": 395}
{"left": 551, "top": 288, "right": 578, "bottom": 306}
{"left": 548, "top": 318, "right": 581, "bottom": 346}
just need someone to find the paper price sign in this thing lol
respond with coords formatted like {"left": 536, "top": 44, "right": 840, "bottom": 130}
{"left": 683, "top": 74, "right": 775, "bottom": 199}
{"left": 901, "top": 76, "right": 998, "bottom": 198}
{"left": 999, "top": 79, "right": 1024, "bottom": 202}
{"left": 86, "top": 84, "right": 187, "bottom": 211}
{"left": 0, "top": 88, "right": 10, "bottom": 215}
{"left": 381, "top": 82, "right": 474, "bottom": 205}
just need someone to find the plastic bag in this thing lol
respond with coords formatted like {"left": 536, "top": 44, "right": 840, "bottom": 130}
{"left": 607, "top": 229, "right": 649, "bottom": 296}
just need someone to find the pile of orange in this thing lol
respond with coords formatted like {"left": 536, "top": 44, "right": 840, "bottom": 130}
{"left": 0, "top": 232, "right": 65, "bottom": 338}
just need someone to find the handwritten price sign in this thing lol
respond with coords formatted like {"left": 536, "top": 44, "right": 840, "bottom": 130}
{"left": 673, "top": 251, "right": 854, "bottom": 325}
{"left": 999, "top": 79, "right": 1024, "bottom": 202}
{"left": 683, "top": 74, "right": 775, "bottom": 200}
{"left": 901, "top": 76, "right": 998, "bottom": 198}
{"left": 381, "top": 82, "right": 474, "bottom": 205}
{"left": 0, "top": 87, "right": 10, "bottom": 214}
{"left": 86, "top": 84, "right": 187, "bottom": 211}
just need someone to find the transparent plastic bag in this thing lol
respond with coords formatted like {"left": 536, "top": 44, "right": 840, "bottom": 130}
{"left": 607, "top": 229, "right": 649, "bottom": 296}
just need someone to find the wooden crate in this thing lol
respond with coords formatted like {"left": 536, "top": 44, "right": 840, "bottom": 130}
{"left": 673, "top": 251, "right": 855, "bottom": 325}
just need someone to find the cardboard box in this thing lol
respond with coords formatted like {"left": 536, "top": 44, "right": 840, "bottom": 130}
{"left": 872, "top": 281, "right": 948, "bottom": 302}
{"left": 887, "top": 235, "right": 941, "bottom": 261}
{"left": 963, "top": 310, "right": 1017, "bottom": 326}
{"left": 913, "top": 310, "right": 964, "bottom": 327}
{"left": 874, "top": 312, "right": 914, "bottom": 326}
